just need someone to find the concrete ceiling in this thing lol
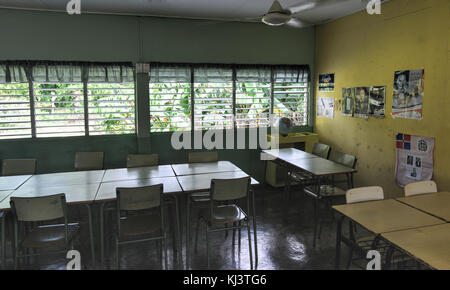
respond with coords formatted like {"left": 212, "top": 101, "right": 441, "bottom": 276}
{"left": 0, "top": 0, "right": 385, "bottom": 25}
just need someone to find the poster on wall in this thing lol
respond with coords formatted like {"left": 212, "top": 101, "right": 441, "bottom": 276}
{"left": 354, "top": 87, "right": 370, "bottom": 118}
{"left": 369, "top": 86, "right": 386, "bottom": 118}
{"left": 395, "top": 133, "right": 434, "bottom": 187}
{"left": 392, "top": 69, "right": 424, "bottom": 120}
{"left": 319, "top": 73, "right": 335, "bottom": 92}
{"left": 341, "top": 88, "right": 354, "bottom": 116}
{"left": 317, "top": 97, "right": 334, "bottom": 119}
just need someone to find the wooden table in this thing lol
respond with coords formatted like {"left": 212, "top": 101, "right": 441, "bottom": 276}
{"left": 0, "top": 190, "right": 14, "bottom": 268}
{"left": 286, "top": 158, "right": 356, "bottom": 177}
{"left": 176, "top": 170, "right": 259, "bottom": 193}
{"left": 0, "top": 175, "right": 32, "bottom": 191}
{"left": 102, "top": 165, "right": 175, "bottom": 183}
{"left": 12, "top": 183, "right": 101, "bottom": 205}
{"left": 178, "top": 170, "right": 259, "bottom": 270}
{"left": 171, "top": 161, "right": 241, "bottom": 176}
{"left": 19, "top": 170, "right": 105, "bottom": 189}
{"left": 11, "top": 175, "right": 103, "bottom": 266}
{"left": 96, "top": 177, "right": 182, "bottom": 202}
{"left": 397, "top": 192, "right": 450, "bottom": 222}
{"left": 95, "top": 176, "right": 183, "bottom": 267}
{"left": 261, "top": 148, "right": 318, "bottom": 161}
{"left": 382, "top": 224, "right": 450, "bottom": 270}
{"left": 333, "top": 199, "right": 445, "bottom": 269}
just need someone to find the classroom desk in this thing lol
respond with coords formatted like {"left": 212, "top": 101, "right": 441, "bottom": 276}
{"left": 171, "top": 161, "right": 241, "bottom": 176}
{"left": 8, "top": 182, "right": 100, "bottom": 264}
{"left": 0, "top": 175, "right": 32, "bottom": 191}
{"left": 382, "top": 224, "right": 450, "bottom": 270}
{"left": 19, "top": 170, "right": 105, "bottom": 189}
{"left": 95, "top": 177, "right": 183, "bottom": 268}
{"left": 261, "top": 148, "right": 318, "bottom": 161}
{"left": 0, "top": 190, "right": 13, "bottom": 268}
{"left": 333, "top": 199, "right": 444, "bottom": 269}
{"left": 177, "top": 170, "right": 259, "bottom": 270}
{"left": 102, "top": 165, "right": 175, "bottom": 183}
{"left": 274, "top": 156, "right": 356, "bottom": 248}
{"left": 396, "top": 192, "right": 450, "bottom": 222}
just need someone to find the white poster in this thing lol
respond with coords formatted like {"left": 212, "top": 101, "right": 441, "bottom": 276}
{"left": 317, "top": 97, "right": 334, "bottom": 119}
{"left": 395, "top": 133, "right": 434, "bottom": 187}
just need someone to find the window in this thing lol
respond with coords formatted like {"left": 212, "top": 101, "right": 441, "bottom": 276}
{"left": 0, "top": 83, "right": 32, "bottom": 139}
{"left": 149, "top": 82, "right": 191, "bottom": 132}
{"left": 235, "top": 68, "right": 272, "bottom": 128}
{"left": 87, "top": 83, "right": 135, "bottom": 135}
{"left": 34, "top": 83, "right": 85, "bottom": 137}
{"left": 148, "top": 64, "right": 309, "bottom": 131}
{"left": 273, "top": 81, "right": 308, "bottom": 126}
{"left": 193, "top": 67, "right": 233, "bottom": 130}
{"left": 193, "top": 82, "right": 234, "bottom": 130}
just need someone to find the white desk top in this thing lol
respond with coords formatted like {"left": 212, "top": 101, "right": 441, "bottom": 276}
{"left": 19, "top": 170, "right": 105, "bottom": 189}
{"left": 95, "top": 176, "right": 182, "bottom": 202}
{"left": 171, "top": 161, "right": 241, "bottom": 176}
{"left": 0, "top": 175, "right": 32, "bottom": 191}
{"left": 102, "top": 165, "right": 175, "bottom": 182}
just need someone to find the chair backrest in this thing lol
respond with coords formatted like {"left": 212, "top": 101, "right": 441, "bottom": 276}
{"left": 333, "top": 152, "right": 357, "bottom": 168}
{"left": 210, "top": 177, "right": 251, "bottom": 201}
{"left": 74, "top": 152, "right": 104, "bottom": 171}
{"left": 2, "top": 159, "right": 37, "bottom": 176}
{"left": 346, "top": 186, "right": 384, "bottom": 204}
{"left": 126, "top": 154, "right": 159, "bottom": 168}
{"left": 188, "top": 152, "right": 218, "bottom": 163}
{"left": 312, "top": 143, "right": 331, "bottom": 159}
{"left": 10, "top": 194, "right": 66, "bottom": 222}
{"left": 116, "top": 184, "right": 163, "bottom": 211}
{"left": 404, "top": 180, "right": 437, "bottom": 197}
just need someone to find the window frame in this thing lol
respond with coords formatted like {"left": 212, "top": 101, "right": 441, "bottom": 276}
{"left": 149, "top": 65, "right": 311, "bottom": 132}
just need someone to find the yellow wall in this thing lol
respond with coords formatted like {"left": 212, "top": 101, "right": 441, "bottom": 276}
{"left": 314, "top": 0, "right": 450, "bottom": 198}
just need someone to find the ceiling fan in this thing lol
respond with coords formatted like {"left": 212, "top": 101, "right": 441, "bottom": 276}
{"left": 260, "top": 0, "right": 337, "bottom": 28}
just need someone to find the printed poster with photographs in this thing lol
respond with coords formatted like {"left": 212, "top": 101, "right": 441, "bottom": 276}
{"left": 317, "top": 97, "right": 334, "bottom": 119}
{"left": 395, "top": 133, "right": 434, "bottom": 187}
{"left": 342, "top": 88, "right": 354, "bottom": 116}
{"left": 369, "top": 86, "right": 386, "bottom": 118}
{"left": 319, "top": 73, "right": 335, "bottom": 92}
{"left": 354, "top": 87, "right": 370, "bottom": 118}
{"left": 392, "top": 69, "right": 424, "bottom": 120}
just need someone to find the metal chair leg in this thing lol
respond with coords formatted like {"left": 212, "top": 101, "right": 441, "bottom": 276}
{"left": 247, "top": 222, "right": 253, "bottom": 270}
{"left": 206, "top": 227, "right": 210, "bottom": 269}
{"left": 194, "top": 217, "right": 201, "bottom": 252}
{"left": 163, "top": 235, "right": 168, "bottom": 270}
{"left": 115, "top": 236, "right": 119, "bottom": 270}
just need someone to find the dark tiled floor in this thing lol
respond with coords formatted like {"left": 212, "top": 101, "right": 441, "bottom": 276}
{"left": 2, "top": 184, "right": 361, "bottom": 270}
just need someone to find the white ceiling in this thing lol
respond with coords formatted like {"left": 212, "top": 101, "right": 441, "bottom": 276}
{"left": 0, "top": 0, "right": 383, "bottom": 25}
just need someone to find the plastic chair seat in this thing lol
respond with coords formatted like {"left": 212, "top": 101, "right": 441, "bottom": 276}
{"left": 201, "top": 205, "right": 247, "bottom": 225}
{"left": 21, "top": 223, "right": 79, "bottom": 249}
{"left": 119, "top": 214, "right": 161, "bottom": 236}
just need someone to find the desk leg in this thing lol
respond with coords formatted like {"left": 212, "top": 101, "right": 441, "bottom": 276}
{"left": 100, "top": 202, "right": 105, "bottom": 267}
{"left": 186, "top": 193, "right": 191, "bottom": 270}
{"left": 85, "top": 204, "right": 95, "bottom": 267}
{"left": 335, "top": 215, "right": 345, "bottom": 269}
{"left": 313, "top": 177, "right": 321, "bottom": 248}
{"left": 251, "top": 188, "right": 258, "bottom": 268}
{"left": 1, "top": 213, "right": 5, "bottom": 269}
{"left": 170, "top": 195, "right": 182, "bottom": 270}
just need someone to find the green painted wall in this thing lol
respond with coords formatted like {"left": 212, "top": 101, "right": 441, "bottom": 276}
{"left": 0, "top": 8, "right": 316, "bottom": 180}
